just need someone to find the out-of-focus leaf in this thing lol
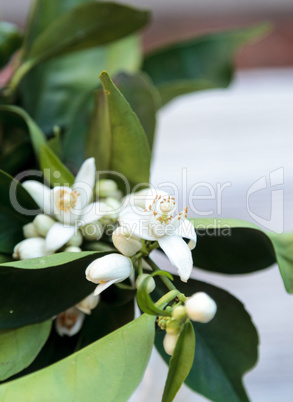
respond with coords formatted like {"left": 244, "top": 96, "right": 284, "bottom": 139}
{"left": 0, "top": 251, "right": 111, "bottom": 329}
{"left": 114, "top": 72, "right": 161, "bottom": 150}
{"left": 162, "top": 321, "right": 195, "bottom": 402}
{"left": 0, "top": 22, "right": 22, "bottom": 69}
{"left": 40, "top": 143, "right": 74, "bottom": 187}
{"left": 0, "top": 170, "right": 38, "bottom": 253}
{"left": 11, "top": 2, "right": 149, "bottom": 90}
{"left": 0, "top": 105, "right": 46, "bottom": 161}
{"left": 143, "top": 24, "right": 270, "bottom": 106}
{"left": 0, "top": 141, "right": 34, "bottom": 176}
{"left": 191, "top": 218, "right": 293, "bottom": 293}
{"left": 93, "top": 71, "right": 151, "bottom": 188}
{"left": 0, "top": 314, "right": 155, "bottom": 402}
{"left": 154, "top": 276, "right": 258, "bottom": 402}
{"left": 0, "top": 320, "right": 51, "bottom": 381}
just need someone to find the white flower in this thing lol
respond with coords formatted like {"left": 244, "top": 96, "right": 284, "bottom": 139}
{"left": 55, "top": 307, "right": 85, "bottom": 336}
{"left": 163, "top": 333, "right": 179, "bottom": 356}
{"left": 119, "top": 189, "right": 197, "bottom": 282}
{"left": 13, "top": 237, "right": 54, "bottom": 260}
{"left": 85, "top": 254, "right": 133, "bottom": 295}
{"left": 185, "top": 292, "right": 217, "bottom": 323}
{"left": 76, "top": 293, "right": 100, "bottom": 314}
{"left": 22, "top": 158, "right": 111, "bottom": 252}
{"left": 112, "top": 226, "right": 142, "bottom": 257}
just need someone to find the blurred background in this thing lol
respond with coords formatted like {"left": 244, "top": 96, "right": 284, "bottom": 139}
{"left": 1, "top": 1, "right": 293, "bottom": 401}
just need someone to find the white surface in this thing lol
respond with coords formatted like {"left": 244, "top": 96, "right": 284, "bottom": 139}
{"left": 130, "top": 69, "right": 293, "bottom": 401}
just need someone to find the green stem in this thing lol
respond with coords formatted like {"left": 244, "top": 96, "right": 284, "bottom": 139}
{"left": 155, "top": 290, "right": 180, "bottom": 309}
{"left": 144, "top": 256, "right": 177, "bottom": 291}
{"left": 137, "top": 257, "right": 143, "bottom": 276}
{"left": 7, "top": 60, "right": 34, "bottom": 95}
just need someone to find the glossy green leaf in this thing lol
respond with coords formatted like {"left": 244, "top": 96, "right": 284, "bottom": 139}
{"left": 95, "top": 71, "right": 151, "bottom": 188}
{"left": 40, "top": 143, "right": 74, "bottom": 187}
{"left": 0, "top": 320, "right": 51, "bottom": 381}
{"left": 0, "top": 106, "right": 46, "bottom": 161}
{"left": 0, "top": 314, "right": 155, "bottom": 402}
{"left": 0, "top": 170, "right": 38, "bottom": 253}
{"left": 114, "top": 72, "right": 161, "bottom": 150}
{"left": 11, "top": 2, "right": 149, "bottom": 90}
{"left": 0, "top": 22, "right": 22, "bottom": 69}
{"left": 155, "top": 276, "right": 258, "bottom": 402}
{"left": 143, "top": 24, "right": 270, "bottom": 106}
{"left": 162, "top": 321, "right": 195, "bottom": 402}
{"left": 191, "top": 218, "right": 293, "bottom": 293}
{"left": 0, "top": 251, "right": 111, "bottom": 329}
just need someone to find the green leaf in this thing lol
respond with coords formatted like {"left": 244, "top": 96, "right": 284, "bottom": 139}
{"left": 190, "top": 218, "right": 293, "bottom": 293}
{"left": 114, "top": 72, "right": 161, "bottom": 150}
{"left": 94, "top": 71, "right": 151, "bottom": 188}
{"left": 162, "top": 321, "right": 195, "bottom": 402}
{"left": 155, "top": 276, "right": 258, "bottom": 402}
{"left": 143, "top": 23, "right": 270, "bottom": 106}
{"left": 0, "top": 106, "right": 46, "bottom": 161}
{"left": 11, "top": 2, "right": 150, "bottom": 89}
{"left": 40, "top": 143, "right": 75, "bottom": 187}
{"left": 0, "top": 170, "right": 38, "bottom": 253}
{"left": 0, "top": 320, "right": 51, "bottom": 381}
{"left": 136, "top": 274, "right": 172, "bottom": 317}
{"left": 0, "top": 22, "right": 22, "bottom": 69}
{"left": 0, "top": 141, "right": 34, "bottom": 176}
{"left": 0, "top": 314, "right": 155, "bottom": 402}
{"left": 0, "top": 251, "right": 111, "bottom": 329}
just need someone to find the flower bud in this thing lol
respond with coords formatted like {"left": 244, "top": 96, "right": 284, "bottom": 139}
{"left": 172, "top": 305, "right": 187, "bottom": 321}
{"left": 67, "top": 230, "right": 83, "bottom": 247}
{"left": 122, "top": 189, "right": 149, "bottom": 210}
{"left": 76, "top": 293, "right": 100, "bottom": 314}
{"left": 85, "top": 254, "right": 133, "bottom": 295}
{"left": 64, "top": 246, "right": 82, "bottom": 252}
{"left": 104, "top": 197, "right": 122, "bottom": 220}
{"left": 112, "top": 226, "right": 141, "bottom": 257}
{"left": 55, "top": 307, "right": 85, "bottom": 337}
{"left": 136, "top": 274, "right": 156, "bottom": 293}
{"left": 96, "top": 179, "right": 120, "bottom": 199}
{"left": 13, "top": 238, "right": 54, "bottom": 260}
{"left": 23, "top": 222, "right": 39, "bottom": 238}
{"left": 82, "top": 221, "right": 104, "bottom": 241}
{"left": 163, "top": 333, "right": 179, "bottom": 356}
{"left": 33, "top": 214, "right": 55, "bottom": 237}
{"left": 166, "top": 318, "right": 182, "bottom": 335}
{"left": 185, "top": 292, "right": 217, "bottom": 323}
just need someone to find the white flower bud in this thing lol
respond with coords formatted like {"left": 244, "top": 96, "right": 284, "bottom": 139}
{"left": 104, "top": 197, "right": 122, "bottom": 220}
{"left": 13, "top": 238, "right": 54, "bottom": 260}
{"left": 112, "top": 226, "right": 141, "bottom": 257}
{"left": 23, "top": 222, "right": 39, "bottom": 238}
{"left": 82, "top": 221, "right": 104, "bottom": 241}
{"left": 172, "top": 306, "right": 187, "bottom": 321}
{"left": 67, "top": 230, "right": 83, "bottom": 247}
{"left": 55, "top": 307, "right": 85, "bottom": 336}
{"left": 33, "top": 214, "right": 55, "bottom": 237}
{"left": 185, "top": 292, "right": 217, "bottom": 323}
{"left": 122, "top": 189, "right": 149, "bottom": 210}
{"left": 85, "top": 254, "right": 133, "bottom": 295}
{"left": 76, "top": 293, "right": 100, "bottom": 314}
{"left": 136, "top": 274, "right": 156, "bottom": 293}
{"left": 163, "top": 333, "right": 179, "bottom": 356}
{"left": 64, "top": 246, "right": 82, "bottom": 252}
{"left": 96, "top": 179, "right": 119, "bottom": 198}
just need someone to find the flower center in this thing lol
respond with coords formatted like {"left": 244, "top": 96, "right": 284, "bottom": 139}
{"left": 56, "top": 190, "right": 80, "bottom": 213}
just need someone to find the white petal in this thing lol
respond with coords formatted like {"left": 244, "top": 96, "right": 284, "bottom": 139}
{"left": 94, "top": 279, "right": 117, "bottom": 296}
{"left": 158, "top": 235, "right": 193, "bottom": 282}
{"left": 85, "top": 254, "right": 132, "bottom": 283}
{"left": 119, "top": 207, "right": 156, "bottom": 241}
{"left": 144, "top": 188, "right": 170, "bottom": 210}
{"left": 78, "top": 202, "right": 112, "bottom": 226}
{"left": 46, "top": 223, "right": 75, "bottom": 251}
{"left": 73, "top": 158, "right": 96, "bottom": 209}
{"left": 13, "top": 237, "right": 53, "bottom": 260}
{"left": 22, "top": 180, "right": 52, "bottom": 215}
{"left": 175, "top": 219, "right": 197, "bottom": 247}
{"left": 55, "top": 307, "right": 85, "bottom": 336}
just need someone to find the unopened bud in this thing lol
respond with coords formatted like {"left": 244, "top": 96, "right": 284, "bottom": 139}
{"left": 64, "top": 246, "right": 82, "bottom": 253}
{"left": 136, "top": 274, "right": 156, "bottom": 293}
{"left": 67, "top": 230, "right": 83, "bottom": 247}
{"left": 163, "top": 333, "right": 179, "bottom": 356}
{"left": 104, "top": 197, "right": 122, "bottom": 219}
{"left": 112, "top": 226, "right": 141, "bottom": 257}
{"left": 23, "top": 222, "right": 39, "bottom": 238}
{"left": 33, "top": 214, "right": 55, "bottom": 237}
{"left": 83, "top": 221, "right": 104, "bottom": 241}
{"left": 172, "top": 306, "right": 187, "bottom": 321}
{"left": 96, "top": 179, "right": 120, "bottom": 199}
{"left": 166, "top": 319, "right": 182, "bottom": 335}
{"left": 185, "top": 292, "right": 217, "bottom": 323}
{"left": 13, "top": 237, "right": 54, "bottom": 260}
